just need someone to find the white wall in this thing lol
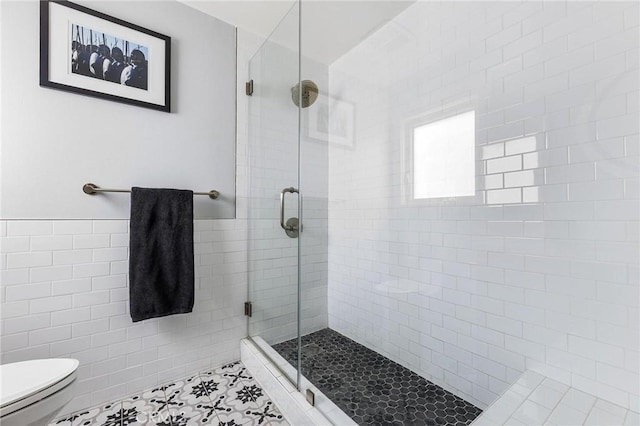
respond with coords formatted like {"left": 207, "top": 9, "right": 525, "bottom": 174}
{"left": 328, "top": 0, "right": 639, "bottom": 411}
{"left": 0, "top": 3, "right": 261, "bottom": 416}
{"left": 0, "top": 1, "right": 236, "bottom": 219}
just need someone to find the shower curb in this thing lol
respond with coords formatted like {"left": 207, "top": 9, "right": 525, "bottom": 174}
{"left": 241, "top": 337, "right": 356, "bottom": 426}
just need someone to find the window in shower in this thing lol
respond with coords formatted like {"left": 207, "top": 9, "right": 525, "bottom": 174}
{"left": 410, "top": 110, "right": 475, "bottom": 199}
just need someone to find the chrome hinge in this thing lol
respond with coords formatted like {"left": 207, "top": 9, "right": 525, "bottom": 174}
{"left": 245, "top": 80, "right": 253, "bottom": 96}
{"left": 244, "top": 301, "right": 252, "bottom": 317}
{"left": 306, "top": 389, "right": 315, "bottom": 406}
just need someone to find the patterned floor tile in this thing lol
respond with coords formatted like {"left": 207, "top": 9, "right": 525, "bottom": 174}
{"left": 214, "top": 391, "right": 258, "bottom": 416}
{"left": 121, "top": 412, "right": 172, "bottom": 426}
{"left": 121, "top": 386, "right": 168, "bottom": 424}
{"left": 207, "top": 393, "right": 234, "bottom": 415}
{"left": 92, "top": 407, "right": 126, "bottom": 426}
{"left": 198, "top": 372, "right": 231, "bottom": 402}
{"left": 200, "top": 361, "right": 241, "bottom": 383}
{"left": 209, "top": 379, "right": 263, "bottom": 425}
{"left": 51, "top": 361, "right": 289, "bottom": 426}
{"left": 175, "top": 402, "right": 219, "bottom": 425}
{"left": 216, "top": 361, "right": 244, "bottom": 375}
{"left": 152, "top": 411, "right": 193, "bottom": 426}
{"left": 51, "top": 408, "right": 98, "bottom": 426}
{"left": 51, "top": 401, "right": 123, "bottom": 426}
{"left": 239, "top": 378, "right": 270, "bottom": 406}
{"left": 163, "top": 375, "right": 220, "bottom": 424}
{"left": 266, "top": 417, "right": 290, "bottom": 426}
{"left": 220, "top": 365, "right": 254, "bottom": 386}
{"left": 263, "top": 400, "right": 286, "bottom": 424}
{"left": 229, "top": 382, "right": 265, "bottom": 409}
{"left": 214, "top": 409, "right": 255, "bottom": 426}
{"left": 244, "top": 398, "right": 286, "bottom": 425}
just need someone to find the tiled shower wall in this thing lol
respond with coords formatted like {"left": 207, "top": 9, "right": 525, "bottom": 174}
{"left": 328, "top": 1, "right": 639, "bottom": 411}
{"left": 0, "top": 29, "right": 261, "bottom": 416}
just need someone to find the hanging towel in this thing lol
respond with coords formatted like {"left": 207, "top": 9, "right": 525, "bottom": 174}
{"left": 129, "top": 187, "right": 194, "bottom": 322}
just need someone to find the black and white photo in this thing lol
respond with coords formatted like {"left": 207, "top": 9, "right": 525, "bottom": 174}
{"left": 41, "top": 0, "right": 170, "bottom": 112}
{"left": 70, "top": 24, "right": 149, "bottom": 90}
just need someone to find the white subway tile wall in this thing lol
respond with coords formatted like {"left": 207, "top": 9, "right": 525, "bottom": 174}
{"left": 327, "top": 0, "right": 639, "bottom": 411}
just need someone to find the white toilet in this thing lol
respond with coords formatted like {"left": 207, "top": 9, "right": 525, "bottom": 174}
{"left": 0, "top": 358, "right": 79, "bottom": 426}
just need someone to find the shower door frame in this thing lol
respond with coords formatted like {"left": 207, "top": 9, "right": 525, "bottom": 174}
{"left": 245, "top": 0, "right": 304, "bottom": 392}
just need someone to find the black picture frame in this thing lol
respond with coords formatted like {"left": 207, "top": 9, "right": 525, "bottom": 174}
{"left": 40, "top": 0, "right": 171, "bottom": 112}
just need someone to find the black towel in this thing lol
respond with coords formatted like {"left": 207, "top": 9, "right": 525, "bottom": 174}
{"left": 129, "top": 187, "right": 194, "bottom": 322}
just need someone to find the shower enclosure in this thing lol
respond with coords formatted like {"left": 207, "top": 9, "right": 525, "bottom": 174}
{"left": 246, "top": 0, "right": 331, "bottom": 388}
{"left": 246, "top": 1, "right": 304, "bottom": 389}
{"left": 247, "top": 1, "right": 639, "bottom": 424}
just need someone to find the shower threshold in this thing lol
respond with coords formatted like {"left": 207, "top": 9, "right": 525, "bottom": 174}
{"left": 273, "top": 328, "right": 482, "bottom": 426}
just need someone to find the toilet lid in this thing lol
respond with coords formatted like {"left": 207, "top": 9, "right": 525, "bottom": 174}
{"left": 0, "top": 359, "right": 79, "bottom": 408}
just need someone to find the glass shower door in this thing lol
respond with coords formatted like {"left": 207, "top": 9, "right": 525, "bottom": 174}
{"left": 247, "top": 2, "right": 301, "bottom": 386}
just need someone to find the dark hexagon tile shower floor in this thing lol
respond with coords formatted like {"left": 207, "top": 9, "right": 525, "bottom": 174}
{"left": 272, "top": 328, "right": 482, "bottom": 426}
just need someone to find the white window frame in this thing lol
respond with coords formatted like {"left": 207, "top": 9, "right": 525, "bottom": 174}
{"left": 402, "top": 108, "right": 477, "bottom": 204}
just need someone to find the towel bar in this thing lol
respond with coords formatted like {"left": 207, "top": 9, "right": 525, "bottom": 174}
{"left": 82, "top": 183, "right": 220, "bottom": 200}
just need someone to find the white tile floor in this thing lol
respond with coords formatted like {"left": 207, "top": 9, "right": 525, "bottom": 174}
{"left": 50, "top": 361, "right": 290, "bottom": 426}
{"left": 472, "top": 371, "right": 639, "bottom": 426}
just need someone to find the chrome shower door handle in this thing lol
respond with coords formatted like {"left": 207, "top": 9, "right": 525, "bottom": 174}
{"left": 280, "top": 187, "right": 299, "bottom": 238}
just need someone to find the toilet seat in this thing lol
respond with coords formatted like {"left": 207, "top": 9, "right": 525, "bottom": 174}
{"left": 0, "top": 359, "right": 79, "bottom": 418}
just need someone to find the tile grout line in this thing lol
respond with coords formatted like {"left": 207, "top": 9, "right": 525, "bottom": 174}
{"left": 160, "top": 380, "right": 175, "bottom": 426}
{"left": 540, "top": 384, "right": 571, "bottom": 424}
{"left": 197, "top": 370, "right": 224, "bottom": 426}
{"left": 201, "top": 361, "right": 267, "bottom": 426}
{"left": 581, "top": 393, "right": 599, "bottom": 425}
{"left": 499, "top": 379, "right": 543, "bottom": 425}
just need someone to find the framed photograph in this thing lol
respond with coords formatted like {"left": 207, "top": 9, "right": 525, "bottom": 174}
{"left": 40, "top": 0, "right": 171, "bottom": 112}
{"left": 307, "top": 94, "right": 355, "bottom": 148}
